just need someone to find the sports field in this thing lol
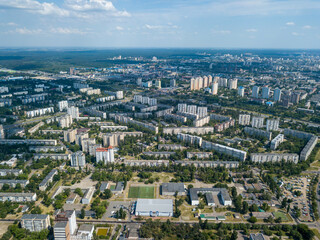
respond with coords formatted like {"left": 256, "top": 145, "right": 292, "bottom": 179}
{"left": 273, "top": 211, "right": 290, "bottom": 222}
{"left": 128, "top": 186, "right": 154, "bottom": 198}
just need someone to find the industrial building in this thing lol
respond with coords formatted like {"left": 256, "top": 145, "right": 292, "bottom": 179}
{"left": 135, "top": 199, "right": 173, "bottom": 217}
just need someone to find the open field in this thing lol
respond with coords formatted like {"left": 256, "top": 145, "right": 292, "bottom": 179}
{"left": 97, "top": 228, "right": 109, "bottom": 236}
{"left": 128, "top": 186, "right": 154, "bottom": 199}
{"left": 273, "top": 211, "right": 290, "bottom": 222}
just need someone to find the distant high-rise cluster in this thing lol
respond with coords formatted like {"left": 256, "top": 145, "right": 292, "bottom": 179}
{"left": 190, "top": 75, "right": 212, "bottom": 90}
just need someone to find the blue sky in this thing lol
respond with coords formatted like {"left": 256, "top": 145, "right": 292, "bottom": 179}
{"left": 0, "top": 0, "right": 319, "bottom": 48}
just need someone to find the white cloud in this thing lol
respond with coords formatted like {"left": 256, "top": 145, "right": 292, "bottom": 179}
{"left": 0, "top": 22, "right": 18, "bottom": 26}
{"left": 116, "top": 26, "right": 124, "bottom": 31}
{"left": 212, "top": 30, "right": 231, "bottom": 35}
{"left": 303, "top": 25, "right": 312, "bottom": 29}
{"left": 144, "top": 24, "right": 178, "bottom": 30}
{"left": 246, "top": 28, "right": 257, "bottom": 32}
{"left": 0, "top": 0, "right": 69, "bottom": 16}
{"left": 64, "top": 0, "right": 130, "bottom": 17}
{"left": 50, "top": 27, "right": 86, "bottom": 34}
{"left": 291, "top": 32, "right": 303, "bottom": 36}
{"left": 286, "top": 22, "right": 295, "bottom": 26}
{"left": 14, "top": 27, "right": 42, "bottom": 34}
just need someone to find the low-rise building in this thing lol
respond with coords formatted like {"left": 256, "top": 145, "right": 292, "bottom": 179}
{"left": 39, "top": 169, "right": 58, "bottom": 191}
{"left": 0, "top": 192, "right": 37, "bottom": 202}
{"left": 161, "top": 183, "right": 185, "bottom": 196}
{"left": 135, "top": 199, "right": 173, "bottom": 217}
{"left": 21, "top": 214, "right": 50, "bottom": 232}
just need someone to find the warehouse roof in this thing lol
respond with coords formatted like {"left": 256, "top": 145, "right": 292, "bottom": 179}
{"left": 135, "top": 199, "right": 173, "bottom": 214}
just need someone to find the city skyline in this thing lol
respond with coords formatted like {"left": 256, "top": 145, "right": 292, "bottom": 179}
{"left": 0, "top": 0, "right": 320, "bottom": 48}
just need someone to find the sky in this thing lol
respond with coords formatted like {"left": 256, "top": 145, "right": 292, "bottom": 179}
{"left": 0, "top": 0, "right": 319, "bottom": 49}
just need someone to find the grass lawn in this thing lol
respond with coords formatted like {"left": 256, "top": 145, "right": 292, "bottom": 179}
{"left": 128, "top": 186, "right": 154, "bottom": 198}
{"left": 109, "top": 185, "right": 115, "bottom": 190}
{"left": 273, "top": 211, "right": 290, "bottom": 222}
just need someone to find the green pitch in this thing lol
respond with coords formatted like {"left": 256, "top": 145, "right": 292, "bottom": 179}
{"left": 273, "top": 211, "right": 290, "bottom": 222}
{"left": 128, "top": 186, "right": 154, "bottom": 198}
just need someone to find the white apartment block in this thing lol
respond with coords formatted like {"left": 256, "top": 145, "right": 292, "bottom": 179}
{"left": 26, "top": 107, "right": 54, "bottom": 118}
{"left": 270, "top": 134, "right": 284, "bottom": 150}
{"left": 177, "top": 103, "right": 187, "bottom": 113}
{"left": 217, "top": 77, "right": 228, "bottom": 87}
{"left": 116, "top": 91, "right": 124, "bottom": 99}
{"left": 58, "top": 101, "right": 68, "bottom": 112}
{"left": 187, "top": 105, "right": 197, "bottom": 115}
{"left": 251, "top": 117, "right": 264, "bottom": 128}
{"left": 0, "top": 86, "right": 9, "bottom": 93}
{"left": 197, "top": 107, "right": 208, "bottom": 118}
{"left": 71, "top": 151, "right": 86, "bottom": 167}
{"left": 238, "top": 114, "right": 251, "bottom": 126}
{"left": 67, "top": 106, "right": 79, "bottom": 119}
{"left": 266, "top": 119, "right": 279, "bottom": 131}
{"left": 58, "top": 114, "right": 73, "bottom": 128}
{"left": 212, "top": 82, "right": 218, "bottom": 95}
{"left": 228, "top": 79, "right": 238, "bottom": 89}
{"left": 96, "top": 147, "right": 114, "bottom": 164}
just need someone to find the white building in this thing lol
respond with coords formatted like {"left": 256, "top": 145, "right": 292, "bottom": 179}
{"left": 238, "top": 114, "right": 251, "bottom": 126}
{"left": 197, "top": 107, "right": 208, "bottom": 118}
{"left": 0, "top": 125, "right": 4, "bottom": 139}
{"left": 238, "top": 86, "right": 245, "bottom": 97}
{"left": 95, "top": 147, "right": 114, "bottom": 164}
{"left": 262, "top": 86, "right": 270, "bottom": 99}
{"left": 71, "top": 151, "right": 86, "bottom": 167}
{"left": 252, "top": 86, "right": 259, "bottom": 98}
{"left": 187, "top": 105, "right": 197, "bottom": 115}
{"left": 251, "top": 117, "right": 264, "bottom": 128}
{"left": 135, "top": 199, "right": 173, "bottom": 217}
{"left": 212, "top": 81, "right": 218, "bottom": 95}
{"left": 177, "top": 103, "right": 187, "bottom": 113}
{"left": 59, "top": 114, "right": 73, "bottom": 128}
{"left": 115, "top": 91, "right": 123, "bottom": 99}
{"left": 274, "top": 88, "right": 282, "bottom": 102}
{"left": 266, "top": 119, "right": 279, "bottom": 131}
{"left": 21, "top": 214, "right": 50, "bottom": 232}
{"left": 228, "top": 79, "right": 238, "bottom": 89}
{"left": 58, "top": 101, "right": 68, "bottom": 112}
{"left": 67, "top": 106, "right": 79, "bottom": 119}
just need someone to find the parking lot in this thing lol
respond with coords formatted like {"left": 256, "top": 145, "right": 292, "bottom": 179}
{"left": 282, "top": 177, "right": 313, "bottom": 222}
{"left": 103, "top": 201, "right": 133, "bottom": 219}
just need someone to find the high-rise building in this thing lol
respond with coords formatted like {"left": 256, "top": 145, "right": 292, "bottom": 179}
{"left": 274, "top": 88, "right": 282, "bottom": 102}
{"left": 71, "top": 151, "right": 86, "bottom": 167}
{"left": 238, "top": 114, "right": 251, "bottom": 126}
{"left": 64, "top": 129, "right": 77, "bottom": 143}
{"left": 228, "top": 79, "right": 238, "bottom": 89}
{"left": 59, "top": 114, "right": 73, "bottom": 129}
{"left": 55, "top": 210, "right": 77, "bottom": 235}
{"left": 54, "top": 221, "right": 70, "bottom": 240}
{"left": 262, "top": 86, "right": 270, "bottom": 99}
{"left": 67, "top": 106, "right": 79, "bottom": 119}
{"left": 170, "top": 79, "right": 176, "bottom": 88}
{"left": 137, "top": 78, "right": 142, "bottom": 86}
{"left": 178, "top": 103, "right": 187, "bottom": 113}
{"left": 252, "top": 86, "right": 260, "bottom": 98}
{"left": 96, "top": 146, "right": 114, "bottom": 164}
{"left": 0, "top": 125, "right": 4, "bottom": 139}
{"left": 266, "top": 119, "right": 279, "bottom": 131}
{"left": 58, "top": 101, "right": 68, "bottom": 112}
{"left": 238, "top": 86, "right": 245, "bottom": 97}
{"left": 291, "top": 92, "right": 301, "bottom": 104}
{"left": 197, "top": 107, "right": 208, "bottom": 118}
{"left": 115, "top": 91, "right": 123, "bottom": 99}
{"left": 208, "top": 75, "right": 213, "bottom": 85}
{"left": 155, "top": 80, "right": 161, "bottom": 89}
{"left": 251, "top": 117, "right": 264, "bottom": 128}
{"left": 187, "top": 105, "right": 197, "bottom": 115}
{"left": 212, "top": 82, "right": 218, "bottom": 95}
{"left": 203, "top": 76, "right": 209, "bottom": 88}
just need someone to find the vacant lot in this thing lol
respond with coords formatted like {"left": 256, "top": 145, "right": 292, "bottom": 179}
{"left": 128, "top": 186, "right": 154, "bottom": 198}
{"left": 97, "top": 228, "right": 109, "bottom": 236}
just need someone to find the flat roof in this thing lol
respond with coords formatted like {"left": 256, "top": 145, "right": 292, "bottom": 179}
{"left": 21, "top": 214, "right": 48, "bottom": 220}
{"left": 162, "top": 183, "right": 184, "bottom": 193}
{"left": 135, "top": 199, "right": 173, "bottom": 214}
